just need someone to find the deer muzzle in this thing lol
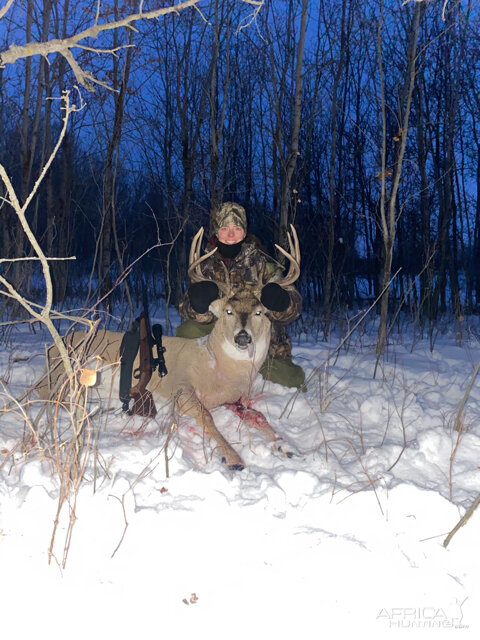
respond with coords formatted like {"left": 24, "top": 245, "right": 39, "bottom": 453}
{"left": 234, "top": 329, "right": 252, "bottom": 349}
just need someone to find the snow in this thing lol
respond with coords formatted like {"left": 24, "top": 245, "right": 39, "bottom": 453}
{"left": 1, "top": 312, "right": 479, "bottom": 638}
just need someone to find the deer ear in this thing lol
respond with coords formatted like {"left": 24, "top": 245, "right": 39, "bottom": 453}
{"left": 209, "top": 298, "right": 223, "bottom": 318}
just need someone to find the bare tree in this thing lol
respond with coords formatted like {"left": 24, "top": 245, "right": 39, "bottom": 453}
{"left": 375, "top": 0, "right": 421, "bottom": 362}
{"left": 278, "top": 0, "right": 309, "bottom": 239}
{"left": 0, "top": 92, "right": 89, "bottom": 372}
{"left": 97, "top": 2, "right": 136, "bottom": 311}
{"left": 207, "top": 0, "right": 235, "bottom": 214}
{"left": 322, "top": 0, "right": 349, "bottom": 334}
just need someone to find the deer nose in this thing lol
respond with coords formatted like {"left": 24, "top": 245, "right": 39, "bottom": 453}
{"left": 234, "top": 330, "right": 252, "bottom": 347}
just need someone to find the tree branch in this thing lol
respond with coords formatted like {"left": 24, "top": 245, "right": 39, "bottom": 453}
{"left": 0, "top": 0, "right": 202, "bottom": 91}
{"left": 238, "top": 0, "right": 265, "bottom": 31}
{"left": 0, "top": 0, "right": 14, "bottom": 21}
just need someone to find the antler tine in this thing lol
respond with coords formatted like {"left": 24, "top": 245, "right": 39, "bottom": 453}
{"left": 273, "top": 224, "right": 301, "bottom": 287}
{"left": 288, "top": 224, "right": 301, "bottom": 264}
{"left": 188, "top": 227, "right": 203, "bottom": 268}
{"left": 188, "top": 227, "right": 218, "bottom": 283}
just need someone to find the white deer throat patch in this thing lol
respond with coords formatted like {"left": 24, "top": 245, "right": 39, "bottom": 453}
{"left": 220, "top": 336, "right": 269, "bottom": 364}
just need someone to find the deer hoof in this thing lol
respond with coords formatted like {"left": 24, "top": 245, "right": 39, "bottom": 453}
{"left": 277, "top": 445, "right": 294, "bottom": 458}
{"left": 221, "top": 456, "right": 245, "bottom": 471}
{"left": 229, "top": 463, "right": 245, "bottom": 471}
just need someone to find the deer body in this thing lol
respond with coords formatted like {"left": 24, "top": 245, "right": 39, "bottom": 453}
{"left": 39, "top": 291, "right": 280, "bottom": 469}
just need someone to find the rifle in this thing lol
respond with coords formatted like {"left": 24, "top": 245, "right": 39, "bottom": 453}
{"left": 119, "top": 289, "right": 168, "bottom": 417}
{"left": 129, "top": 310, "right": 157, "bottom": 417}
{"left": 119, "top": 318, "right": 140, "bottom": 412}
{"left": 151, "top": 323, "right": 168, "bottom": 378}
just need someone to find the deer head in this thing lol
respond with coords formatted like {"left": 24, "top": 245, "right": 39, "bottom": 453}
{"left": 208, "top": 288, "right": 271, "bottom": 364}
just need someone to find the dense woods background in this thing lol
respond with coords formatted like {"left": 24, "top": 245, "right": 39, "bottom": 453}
{"left": 1, "top": 0, "right": 480, "bottom": 337}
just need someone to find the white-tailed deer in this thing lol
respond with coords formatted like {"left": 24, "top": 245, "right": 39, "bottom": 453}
{"left": 37, "top": 226, "right": 300, "bottom": 471}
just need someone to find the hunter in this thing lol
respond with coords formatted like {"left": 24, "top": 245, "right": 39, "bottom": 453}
{"left": 177, "top": 202, "right": 305, "bottom": 389}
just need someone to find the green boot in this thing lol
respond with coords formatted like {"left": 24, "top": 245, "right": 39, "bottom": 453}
{"left": 260, "top": 357, "right": 306, "bottom": 390}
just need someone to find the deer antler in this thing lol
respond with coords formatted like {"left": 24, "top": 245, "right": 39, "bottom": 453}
{"left": 188, "top": 227, "right": 231, "bottom": 295}
{"left": 273, "top": 224, "right": 301, "bottom": 287}
{"left": 188, "top": 227, "right": 218, "bottom": 283}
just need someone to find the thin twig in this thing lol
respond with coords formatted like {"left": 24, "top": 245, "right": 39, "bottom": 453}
{"left": 110, "top": 494, "right": 129, "bottom": 559}
{"left": 0, "top": 0, "right": 14, "bottom": 20}
{"left": 443, "top": 493, "right": 480, "bottom": 548}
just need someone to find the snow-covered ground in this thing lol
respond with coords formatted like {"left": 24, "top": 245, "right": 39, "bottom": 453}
{"left": 1, "top": 311, "right": 479, "bottom": 638}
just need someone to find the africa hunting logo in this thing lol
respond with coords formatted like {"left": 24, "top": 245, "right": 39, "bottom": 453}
{"left": 377, "top": 598, "right": 469, "bottom": 629}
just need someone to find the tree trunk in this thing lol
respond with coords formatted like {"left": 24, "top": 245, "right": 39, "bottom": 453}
{"left": 474, "top": 126, "right": 480, "bottom": 306}
{"left": 278, "top": 0, "right": 309, "bottom": 240}
{"left": 322, "top": 0, "right": 348, "bottom": 335}
{"left": 208, "top": 0, "right": 231, "bottom": 215}
{"left": 376, "top": 1, "right": 421, "bottom": 360}
{"left": 98, "top": 5, "right": 135, "bottom": 311}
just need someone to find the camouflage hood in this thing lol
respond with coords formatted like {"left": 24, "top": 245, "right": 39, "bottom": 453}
{"left": 211, "top": 202, "right": 247, "bottom": 235}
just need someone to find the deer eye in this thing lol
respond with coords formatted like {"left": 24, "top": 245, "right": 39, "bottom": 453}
{"left": 255, "top": 310, "right": 262, "bottom": 316}
{"left": 226, "top": 309, "right": 233, "bottom": 315}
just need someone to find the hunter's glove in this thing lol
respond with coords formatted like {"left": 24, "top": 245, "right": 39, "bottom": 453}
{"left": 188, "top": 281, "right": 219, "bottom": 314}
{"left": 260, "top": 282, "right": 290, "bottom": 312}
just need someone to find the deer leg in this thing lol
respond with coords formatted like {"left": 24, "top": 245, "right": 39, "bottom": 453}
{"left": 224, "top": 402, "right": 294, "bottom": 458}
{"left": 176, "top": 391, "right": 245, "bottom": 471}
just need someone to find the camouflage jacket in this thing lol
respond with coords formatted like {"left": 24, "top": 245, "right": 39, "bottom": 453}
{"left": 179, "top": 239, "right": 302, "bottom": 359}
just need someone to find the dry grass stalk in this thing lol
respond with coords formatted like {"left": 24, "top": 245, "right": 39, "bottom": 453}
{"left": 453, "top": 358, "right": 480, "bottom": 432}
{"left": 164, "top": 421, "right": 178, "bottom": 478}
{"left": 48, "top": 379, "right": 94, "bottom": 568}
{"left": 449, "top": 411, "right": 466, "bottom": 503}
